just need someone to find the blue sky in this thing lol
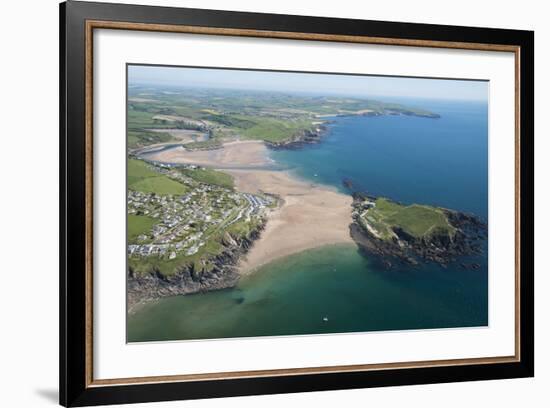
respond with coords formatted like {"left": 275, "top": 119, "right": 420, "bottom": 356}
{"left": 128, "top": 65, "right": 488, "bottom": 102}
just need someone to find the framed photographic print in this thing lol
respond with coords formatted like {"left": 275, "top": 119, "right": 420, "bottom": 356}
{"left": 60, "top": 1, "right": 534, "bottom": 406}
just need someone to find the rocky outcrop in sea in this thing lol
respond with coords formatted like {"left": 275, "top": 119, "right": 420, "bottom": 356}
{"left": 349, "top": 195, "right": 487, "bottom": 269}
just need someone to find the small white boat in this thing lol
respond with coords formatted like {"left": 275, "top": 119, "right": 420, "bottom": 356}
{"left": 322, "top": 316, "right": 329, "bottom": 322}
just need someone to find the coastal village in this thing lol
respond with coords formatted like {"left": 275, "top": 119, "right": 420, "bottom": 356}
{"left": 126, "top": 83, "right": 484, "bottom": 307}
{"left": 124, "top": 68, "right": 491, "bottom": 344}
{"left": 126, "top": 86, "right": 446, "bottom": 278}
{"left": 127, "top": 160, "right": 275, "bottom": 265}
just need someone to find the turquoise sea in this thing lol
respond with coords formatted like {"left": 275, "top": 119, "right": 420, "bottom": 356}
{"left": 127, "top": 98, "right": 489, "bottom": 342}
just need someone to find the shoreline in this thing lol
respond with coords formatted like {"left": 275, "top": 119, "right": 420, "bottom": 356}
{"left": 142, "top": 140, "right": 274, "bottom": 169}
{"left": 138, "top": 139, "right": 355, "bottom": 275}
{"left": 226, "top": 168, "right": 354, "bottom": 274}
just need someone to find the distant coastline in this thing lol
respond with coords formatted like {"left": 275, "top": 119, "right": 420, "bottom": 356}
{"left": 127, "top": 95, "right": 485, "bottom": 311}
{"left": 130, "top": 103, "right": 475, "bottom": 280}
{"left": 126, "top": 68, "right": 489, "bottom": 342}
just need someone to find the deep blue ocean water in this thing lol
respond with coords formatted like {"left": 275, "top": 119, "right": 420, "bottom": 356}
{"left": 271, "top": 99, "right": 488, "bottom": 219}
{"left": 127, "top": 98, "right": 489, "bottom": 342}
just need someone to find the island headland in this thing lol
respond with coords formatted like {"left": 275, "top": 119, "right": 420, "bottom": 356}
{"left": 349, "top": 192, "right": 487, "bottom": 269}
{"left": 126, "top": 89, "right": 456, "bottom": 311}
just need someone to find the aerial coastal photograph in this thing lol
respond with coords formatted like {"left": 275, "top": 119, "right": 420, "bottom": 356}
{"left": 126, "top": 65, "right": 489, "bottom": 342}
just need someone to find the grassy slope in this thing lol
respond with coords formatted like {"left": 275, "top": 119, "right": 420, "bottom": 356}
{"left": 365, "top": 198, "right": 455, "bottom": 240}
{"left": 128, "top": 159, "right": 188, "bottom": 195}
{"left": 127, "top": 109, "right": 175, "bottom": 149}
{"left": 179, "top": 168, "right": 234, "bottom": 189}
{"left": 183, "top": 139, "right": 223, "bottom": 150}
{"left": 128, "top": 225, "right": 228, "bottom": 276}
{"left": 127, "top": 109, "right": 175, "bottom": 130}
{"left": 127, "top": 130, "right": 172, "bottom": 149}
{"left": 127, "top": 107, "right": 195, "bottom": 148}
{"left": 127, "top": 215, "right": 157, "bottom": 243}
{"left": 128, "top": 207, "right": 261, "bottom": 277}
{"left": 240, "top": 118, "right": 314, "bottom": 143}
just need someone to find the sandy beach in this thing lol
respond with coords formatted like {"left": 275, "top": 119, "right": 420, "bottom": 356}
{"left": 227, "top": 169, "right": 354, "bottom": 274}
{"left": 141, "top": 140, "right": 354, "bottom": 274}
{"left": 145, "top": 140, "right": 272, "bottom": 168}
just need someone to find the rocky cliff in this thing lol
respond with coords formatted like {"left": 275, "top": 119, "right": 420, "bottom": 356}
{"left": 127, "top": 225, "right": 264, "bottom": 312}
{"left": 350, "top": 196, "right": 487, "bottom": 269}
{"left": 266, "top": 125, "right": 329, "bottom": 149}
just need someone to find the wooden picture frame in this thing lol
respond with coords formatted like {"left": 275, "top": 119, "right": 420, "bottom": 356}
{"left": 60, "top": 1, "right": 534, "bottom": 406}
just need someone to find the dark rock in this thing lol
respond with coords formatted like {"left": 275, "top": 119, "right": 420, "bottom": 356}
{"left": 127, "top": 220, "right": 267, "bottom": 312}
{"left": 342, "top": 178, "right": 354, "bottom": 190}
{"left": 349, "top": 197, "right": 487, "bottom": 269}
{"left": 266, "top": 125, "right": 328, "bottom": 149}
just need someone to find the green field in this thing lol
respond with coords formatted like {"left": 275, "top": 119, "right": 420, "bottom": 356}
{"left": 128, "top": 159, "right": 188, "bottom": 195}
{"left": 241, "top": 117, "right": 314, "bottom": 143}
{"left": 362, "top": 198, "right": 455, "bottom": 240}
{"left": 127, "top": 87, "right": 439, "bottom": 149}
{"left": 127, "top": 109, "right": 175, "bottom": 130}
{"left": 128, "top": 215, "right": 157, "bottom": 243}
{"left": 128, "top": 130, "right": 172, "bottom": 149}
{"left": 179, "top": 168, "right": 234, "bottom": 189}
{"left": 128, "top": 159, "right": 159, "bottom": 180}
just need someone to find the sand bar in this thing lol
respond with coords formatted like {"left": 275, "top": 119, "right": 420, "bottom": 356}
{"left": 226, "top": 169, "right": 354, "bottom": 274}
{"left": 142, "top": 140, "right": 355, "bottom": 273}
{"left": 144, "top": 140, "right": 272, "bottom": 168}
